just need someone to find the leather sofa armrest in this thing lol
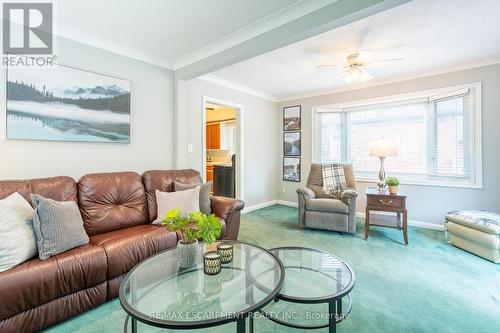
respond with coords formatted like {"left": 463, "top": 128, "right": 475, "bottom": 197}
{"left": 210, "top": 196, "right": 245, "bottom": 240}
{"left": 297, "top": 187, "right": 316, "bottom": 199}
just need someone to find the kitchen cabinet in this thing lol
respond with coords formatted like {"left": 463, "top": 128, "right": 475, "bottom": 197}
{"left": 206, "top": 121, "right": 235, "bottom": 151}
{"left": 206, "top": 123, "right": 220, "bottom": 149}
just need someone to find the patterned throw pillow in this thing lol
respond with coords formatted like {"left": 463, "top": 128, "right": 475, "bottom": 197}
{"left": 321, "top": 164, "right": 347, "bottom": 194}
{"left": 31, "top": 194, "right": 89, "bottom": 260}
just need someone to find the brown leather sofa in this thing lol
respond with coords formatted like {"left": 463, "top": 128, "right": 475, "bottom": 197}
{"left": 0, "top": 169, "right": 244, "bottom": 333}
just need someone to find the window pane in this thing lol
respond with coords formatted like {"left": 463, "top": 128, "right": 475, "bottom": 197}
{"left": 317, "top": 112, "right": 343, "bottom": 163}
{"left": 349, "top": 103, "right": 427, "bottom": 175}
{"left": 434, "top": 97, "right": 466, "bottom": 177}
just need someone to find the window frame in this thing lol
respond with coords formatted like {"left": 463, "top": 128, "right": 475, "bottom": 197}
{"left": 311, "top": 82, "right": 483, "bottom": 189}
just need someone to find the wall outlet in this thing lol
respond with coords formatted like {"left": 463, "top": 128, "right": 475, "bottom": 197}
{"left": 281, "top": 187, "right": 286, "bottom": 193}
{"left": 187, "top": 143, "right": 193, "bottom": 153}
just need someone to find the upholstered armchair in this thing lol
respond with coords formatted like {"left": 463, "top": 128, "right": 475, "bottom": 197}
{"left": 297, "top": 163, "right": 358, "bottom": 233}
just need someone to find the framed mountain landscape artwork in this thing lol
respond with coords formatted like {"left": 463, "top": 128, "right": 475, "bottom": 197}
{"left": 6, "top": 64, "right": 131, "bottom": 143}
{"left": 283, "top": 105, "right": 300, "bottom": 131}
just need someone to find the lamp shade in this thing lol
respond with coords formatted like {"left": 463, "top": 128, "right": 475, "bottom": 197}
{"left": 369, "top": 138, "right": 398, "bottom": 157}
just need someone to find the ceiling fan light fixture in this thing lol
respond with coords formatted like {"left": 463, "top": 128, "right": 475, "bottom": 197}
{"left": 350, "top": 69, "right": 360, "bottom": 80}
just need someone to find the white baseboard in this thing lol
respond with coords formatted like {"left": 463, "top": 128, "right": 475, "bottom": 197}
{"left": 355, "top": 212, "right": 444, "bottom": 231}
{"left": 245, "top": 200, "right": 444, "bottom": 231}
{"left": 276, "top": 200, "right": 298, "bottom": 208}
{"left": 242, "top": 200, "right": 277, "bottom": 214}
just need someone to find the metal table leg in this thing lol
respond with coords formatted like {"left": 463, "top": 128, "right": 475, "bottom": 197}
{"left": 329, "top": 300, "right": 337, "bottom": 333}
{"left": 131, "top": 317, "right": 137, "bottom": 333}
{"left": 237, "top": 318, "right": 246, "bottom": 333}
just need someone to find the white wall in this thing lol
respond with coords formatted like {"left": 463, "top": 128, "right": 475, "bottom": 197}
{"left": 176, "top": 78, "right": 278, "bottom": 207}
{"left": 0, "top": 36, "right": 175, "bottom": 180}
{"left": 278, "top": 63, "right": 500, "bottom": 225}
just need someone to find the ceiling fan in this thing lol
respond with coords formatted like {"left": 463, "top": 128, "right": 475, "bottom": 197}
{"left": 317, "top": 51, "right": 404, "bottom": 84}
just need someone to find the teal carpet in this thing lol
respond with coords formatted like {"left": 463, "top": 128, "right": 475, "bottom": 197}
{"left": 44, "top": 205, "right": 500, "bottom": 333}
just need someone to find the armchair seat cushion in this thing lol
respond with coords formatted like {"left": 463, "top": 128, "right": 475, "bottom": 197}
{"left": 305, "top": 198, "right": 348, "bottom": 214}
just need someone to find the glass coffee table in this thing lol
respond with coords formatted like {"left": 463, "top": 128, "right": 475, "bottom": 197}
{"left": 260, "top": 247, "right": 355, "bottom": 333}
{"left": 119, "top": 241, "right": 284, "bottom": 333}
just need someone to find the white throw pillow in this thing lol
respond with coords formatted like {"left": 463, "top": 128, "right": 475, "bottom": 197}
{"left": 0, "top": 192, "right": 37, "bottom": 272}
{"left": 154, "top": 187, "right": 201, "bottom": 224}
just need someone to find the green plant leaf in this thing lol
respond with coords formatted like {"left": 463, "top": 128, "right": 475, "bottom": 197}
{"left": 163, "top": 209, "right": 221, "bottom": 244}
{"left": 385, "top": 176, "right": 400, "bottom": 186}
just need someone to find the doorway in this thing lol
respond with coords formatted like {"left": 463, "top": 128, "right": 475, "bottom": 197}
{"left": 202, "top": 97, "right": 244, "bottom": 201}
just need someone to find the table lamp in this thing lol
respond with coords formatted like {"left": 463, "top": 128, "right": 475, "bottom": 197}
{"left": 369, "top": 138, "right": 398, "bottom": 192}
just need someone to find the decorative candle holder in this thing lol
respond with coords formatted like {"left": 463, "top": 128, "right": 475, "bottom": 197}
{"left": 217, "top": 242, "right": 234, "bottom": 264}
{"left": 203, "top": 251, "right": 221, "bottom": 275}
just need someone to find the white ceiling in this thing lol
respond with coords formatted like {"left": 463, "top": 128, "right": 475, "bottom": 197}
{"left": 204, "top": 0, "right": 500, "bottom": 101}
{"left": 56, "top": 0, "right": 338, "bottom": 69}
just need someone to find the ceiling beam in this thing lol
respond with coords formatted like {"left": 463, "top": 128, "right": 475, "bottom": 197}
{"left": 175, "top": 0, "right": 411, "bottom": 80}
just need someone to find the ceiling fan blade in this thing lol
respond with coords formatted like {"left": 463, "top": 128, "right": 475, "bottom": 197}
{"left": 365, "top": 58, "right": 405, "bottom": 66}
{"left": 358, "top": 49, "right": 375, "bottom": 62}
{"left": 360, "top": 69, "right": 373, "bottom": 82}
{"left": 316, "top": 64, "right": 341, "bottom": 69}
{"left": 324, "top": 70, "right": 347, "bottom": 82}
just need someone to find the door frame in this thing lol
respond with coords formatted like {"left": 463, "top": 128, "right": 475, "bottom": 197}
{"left": 202, "top": 96, "right": 244, "bottom": 201}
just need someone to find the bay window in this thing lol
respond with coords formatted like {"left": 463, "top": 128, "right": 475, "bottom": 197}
{"left": 313, "top": 83, "right": 482, "bottom": 188}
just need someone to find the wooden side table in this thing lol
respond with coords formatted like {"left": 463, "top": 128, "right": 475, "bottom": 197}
{"left": 365, "top": 187, "right": 408, "bottom": 245}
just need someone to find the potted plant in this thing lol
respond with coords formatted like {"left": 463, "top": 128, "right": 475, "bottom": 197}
{"left": 162, "top": 208, "right": 221, "bottom": 268}
{"left": 385, "top": 176, "right": 400, "bottom": 195}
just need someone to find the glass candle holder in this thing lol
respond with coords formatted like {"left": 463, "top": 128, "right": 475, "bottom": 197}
{"left": 203, "top": 251, "right": 221, "bottom": 275}
{"left": 217, "top": 242, "right": 234, "bottom": 264}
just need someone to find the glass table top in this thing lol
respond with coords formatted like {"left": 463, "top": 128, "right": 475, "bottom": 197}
{"left": 119, "top": 241, "right": 284, "bottom": 328}
{"left": 269, "top": 247, "right": 355, "bottom": 301}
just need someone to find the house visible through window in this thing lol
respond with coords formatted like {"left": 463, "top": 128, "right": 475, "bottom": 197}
{"left": 314, "top": 84, "right": 481, "bottom": 188}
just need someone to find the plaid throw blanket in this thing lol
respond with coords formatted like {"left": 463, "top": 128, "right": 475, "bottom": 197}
{"left": 322, "top": 164, "right": 347, "bottom": 194}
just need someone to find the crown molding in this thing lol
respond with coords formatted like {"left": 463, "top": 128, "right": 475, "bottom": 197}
{"left": 57, "top": 23, "right": 174, "bottom": 69}
{"left": 200, "top": 74, "right": 278, "bottom": 102}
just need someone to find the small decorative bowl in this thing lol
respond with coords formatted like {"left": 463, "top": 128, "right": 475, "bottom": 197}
{"left": 203, "top": 251, "right": 221, "bottom": 275}
{"left": 217, "top": 242, "right": 234, "bottom": 264}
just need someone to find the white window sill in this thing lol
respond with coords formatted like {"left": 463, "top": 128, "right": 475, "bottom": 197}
{"left": 355, "top": 177, "right": 483, "bottom": 190}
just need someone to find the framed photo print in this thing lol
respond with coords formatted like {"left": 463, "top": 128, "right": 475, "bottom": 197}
{"left": 283, "top": 157, "right": 301, "bottom": 182}
{"left": 283, "top": 105, "right": 301, "bottom": 131}
{"left": 283, "top": 131, "right": 301, "bottom": 156}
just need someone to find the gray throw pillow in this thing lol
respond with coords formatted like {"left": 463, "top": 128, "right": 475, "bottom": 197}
{"left": 31, "top": 194, "right": 89, "bottom": 260}
{"left": 174, "top": 180, "right": 212, "bottom": 215}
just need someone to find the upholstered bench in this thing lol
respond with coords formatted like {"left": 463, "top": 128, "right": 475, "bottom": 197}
{"left": 445, "top": 210, "right": 499, "bottom": 263}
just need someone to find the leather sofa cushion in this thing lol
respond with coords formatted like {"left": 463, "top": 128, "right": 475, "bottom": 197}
{"left": 0, "top": 244, "right": 107, "bottom": 321}
{"left": 0, "top": 283, "right": 107, "bottom": 333}
{"left": 142, "top": 169, "right": 202, "bottom": 222}
{"left": 0, "top": 176, "right": 77, "bottom": 205}
{"left": 78, "top": 172, "right": 149, "bottom": 236}
{"left": 89, "top": 224, "right": 177, "bottom": 279}
{"left": 305, "top": 198, "right": 348, "bottom": 214}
